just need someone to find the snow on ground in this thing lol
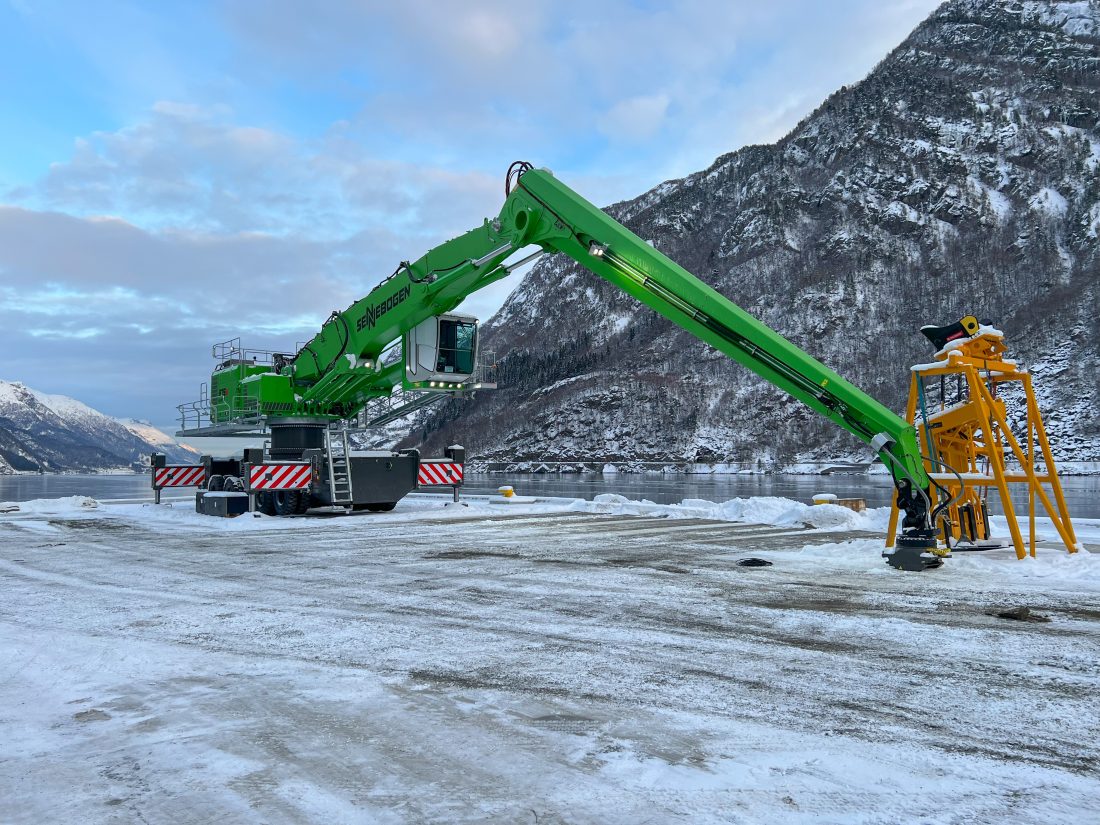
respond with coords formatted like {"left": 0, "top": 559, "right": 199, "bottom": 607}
{"left": 1, "top": 493, "right": 1098, "bottom": 823}
{"left": 579, "top": 492, "right": 891, "bottom": 532}
{"left": 0, "top": 492, "right": 893, "bottom": 535}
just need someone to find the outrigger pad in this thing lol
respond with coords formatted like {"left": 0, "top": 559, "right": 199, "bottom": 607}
{"left": 884, "top": 531, "right": 946, "bottom": 571}
{"left": 883, "top": 547, "right": 944, "bottom": 571}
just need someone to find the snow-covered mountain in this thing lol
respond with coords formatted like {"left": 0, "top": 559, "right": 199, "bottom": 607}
{"left": 405, "top": 0, "right": 1100, "bottom": 468}
{"left": 0, "top": 380, "right": 199, "bottom": 473}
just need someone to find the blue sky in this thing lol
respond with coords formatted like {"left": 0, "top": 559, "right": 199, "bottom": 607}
{"left": 0, "top": 0, "right": 941, "bottom": 430}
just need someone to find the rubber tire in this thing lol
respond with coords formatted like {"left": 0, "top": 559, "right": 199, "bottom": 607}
{"left": 256, "top": 490, "right": 277, "bottom": 516}
{"left": 365, "top": 502, "right": 396, "bottom": 512}
{"left": 207, "top": 474, "right": 225, "bottom": 492}
{"left": 295, "top": 492, "right": 312, "bottom": 514}
{"left": 223, "top": 475, "right": 245, "bottom": 493}
{"left": 273, "top": 490, "right": 301, "bottom": 517}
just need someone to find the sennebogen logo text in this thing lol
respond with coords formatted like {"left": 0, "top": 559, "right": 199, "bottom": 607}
{"left": 357, "top": 286, "right": 411, "bottom": 332}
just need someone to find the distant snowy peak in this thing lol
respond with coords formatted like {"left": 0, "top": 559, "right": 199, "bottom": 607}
{"left": 117, "top": 418, "right": 198, "bottom": 453}
{"left": 30, "top": 388, "right": 103, "bottom": 421}
{"left": 0, "top": 379, "right": 197, "bottom": 473}
{"left": 0, "top": 381, "right": 37, "bottom": 408}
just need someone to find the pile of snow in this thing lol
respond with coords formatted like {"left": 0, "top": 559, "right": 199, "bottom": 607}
{"left": 0, "top": 492, "right": 891, "bottom": 534}
{"left": 949, "top": 543, "right": 1100, "bottom": 584}
{"left": 574, "top": 493, "right": 890, "bottom": 532}
{"left": 0, "top": 494, "right": 571, "bottom": 534}
{"left": 0, "top": 495, "right": 98, "bottom": 514}
{"left": 798, "top": 536, "right": 1100, "bottom": 588}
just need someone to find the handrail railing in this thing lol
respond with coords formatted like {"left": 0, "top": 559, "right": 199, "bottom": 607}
{"left": 177, "top": 386, "right": 260, "bottom": 432}
{"left": 212, "top": 336, "right": 289, "bottom": 367}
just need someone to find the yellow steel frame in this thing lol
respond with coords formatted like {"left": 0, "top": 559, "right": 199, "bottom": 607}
{"left": 886, "top": 331, "right": 1079, "bottom": 559}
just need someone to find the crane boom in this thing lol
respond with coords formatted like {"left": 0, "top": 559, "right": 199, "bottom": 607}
{"left": 506, "top": 166, "right": 930, "bottom": 481}
{"left": 190, "top": 161, "right": 941, "bottom": 564}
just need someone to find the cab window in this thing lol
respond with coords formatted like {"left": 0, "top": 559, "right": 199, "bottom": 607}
{"left": 436, "top": 319, "right": 476, "bottom": 374}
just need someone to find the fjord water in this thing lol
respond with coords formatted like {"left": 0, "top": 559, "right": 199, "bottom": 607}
{"left": 2, "top": 472, "right": 1098, "bottom": 518}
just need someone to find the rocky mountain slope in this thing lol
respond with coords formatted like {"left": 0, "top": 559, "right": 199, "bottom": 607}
{"left": 404, "top": 0, "right": 1100, "bottom": 468}
{"left": 0, "top": 380, "right": 199, "bottom": 473}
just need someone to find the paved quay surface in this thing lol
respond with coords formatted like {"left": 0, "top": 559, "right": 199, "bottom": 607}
{"left": 1, "top": 499, "right": 1098, "bottom": 824}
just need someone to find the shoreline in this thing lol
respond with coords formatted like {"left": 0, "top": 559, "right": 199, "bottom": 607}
{"left": 469, "top": 459, "right": 1100, "bottom": 477}
{"left": 5, "top": 459, "right": 1100, "bottom": 478}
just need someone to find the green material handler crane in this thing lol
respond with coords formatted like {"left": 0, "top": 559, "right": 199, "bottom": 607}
{"left": 179, "top": 162, "right": 943, "bottom": 569}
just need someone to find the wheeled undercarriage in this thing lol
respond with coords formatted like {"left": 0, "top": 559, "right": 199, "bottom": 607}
{"left": 153, "top": 421, "right": 463, "bottom": 518}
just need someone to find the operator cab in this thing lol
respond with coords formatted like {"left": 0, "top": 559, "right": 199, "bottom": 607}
{"left": 405, "top": 313, "right": 479, "bottom": 387}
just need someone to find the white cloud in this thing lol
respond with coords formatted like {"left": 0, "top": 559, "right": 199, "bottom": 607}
{"left": 24, "top": 102, "right": 510, "bottom": 248}
{"left": 0, "top": 0, "right": 945, "bottom": 423}
{"left": 598, "top": 94, "right": 671, "bottom": 142}
{"left": 0, "top": 159, "right": 524, "bottom": 423}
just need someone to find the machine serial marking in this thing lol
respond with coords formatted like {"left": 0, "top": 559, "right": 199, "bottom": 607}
{"left": 357, "top": 286, "right": 411, "bottom": 332}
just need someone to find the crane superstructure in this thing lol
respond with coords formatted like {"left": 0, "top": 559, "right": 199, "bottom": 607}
{"left": 178, "top": 162, "right": 944, "bottom": 569}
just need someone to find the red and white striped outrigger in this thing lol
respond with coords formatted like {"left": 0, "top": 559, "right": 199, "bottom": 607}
{"left": 248, "top": 462, "right": 312, "bottom": 491}
{"left": 417, "top": 461, "right": 463, "bottom": 487}
{"left": 417, "top": 450, "right": 465, "bottom": 502}
{"left": 151, "top": 455, "right": 206, "bottom": 504}
{"left": 154, "top": 465, "right": 205, "bottom": 488}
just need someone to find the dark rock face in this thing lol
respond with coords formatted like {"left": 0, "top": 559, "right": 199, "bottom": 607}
{"left": 0, "top": 381, "right": 199, "bottom": 473}
{"left": 405, "top": 0, "right": 1100, "bottom": 467}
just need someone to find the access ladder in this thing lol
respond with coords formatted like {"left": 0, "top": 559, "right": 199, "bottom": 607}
{"left": 325, "top": 428, "right": 355, "bottom": 506}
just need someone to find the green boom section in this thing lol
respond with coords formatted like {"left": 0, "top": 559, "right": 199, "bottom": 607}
{"left": 510, "top": 168, "right": 930, "bottom": 490}
{"left": 212, "top": 221, "right": 520, "bottom": 421}
{"left": 209, "top": 163, "right": 929, "bottom": 493}
{"left": 284, "top": 219, "right": 516, "bottom": 415}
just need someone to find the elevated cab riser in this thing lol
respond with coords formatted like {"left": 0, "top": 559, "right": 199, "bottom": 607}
{"left": 404, "top": 313, "right": 479, "bottom": 388}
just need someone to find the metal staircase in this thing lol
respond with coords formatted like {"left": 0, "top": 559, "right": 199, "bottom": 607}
{"left": 355, "top": 349, "right": 498, "bottom": 428}
{"left": 325, "top": 428, "right": 355, "bottom": 506}
{"left": 361, "top": 390, "right": 448, "bottom": 427}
